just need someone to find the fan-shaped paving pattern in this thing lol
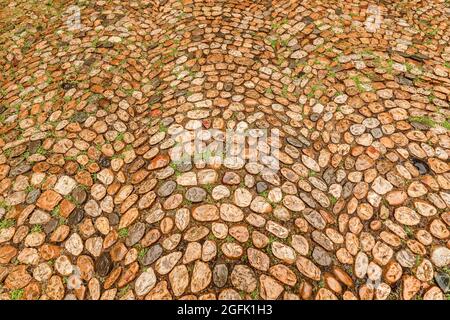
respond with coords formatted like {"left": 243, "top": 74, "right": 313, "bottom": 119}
{"left": 0, "top": 0, "right": 449, "bottom": 300}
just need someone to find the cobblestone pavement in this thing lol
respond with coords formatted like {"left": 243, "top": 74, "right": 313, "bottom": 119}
{"left": 0, "top": 0, "right": 449, "bottom": 300}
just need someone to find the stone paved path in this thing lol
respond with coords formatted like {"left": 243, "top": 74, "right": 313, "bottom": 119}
{"left": 0, "top": 0, "right": 449, "bottom": 300}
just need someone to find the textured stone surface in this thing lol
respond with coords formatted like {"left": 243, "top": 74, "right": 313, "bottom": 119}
{"left": 0, "top": 0, "right": 448, "bottom": 301}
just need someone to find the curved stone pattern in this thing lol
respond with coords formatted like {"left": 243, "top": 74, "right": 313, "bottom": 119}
{"left": 0, "top": 0, "right": 449, "bottom": 301}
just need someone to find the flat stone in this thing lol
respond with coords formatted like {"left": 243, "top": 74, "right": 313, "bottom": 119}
{"left": 231, "top": 265, "right": 257, "bottom": 293}
{"left": 157, "top": 181, "right": 176, "bottom": 197}
{"left": 155, "top": 252, "right": 182, "bottom": 275}
{"left": 233, "top": 188, "right": 252, "bottom": 207}
{"left": 271, "top": 242, "right": 296, "bottom": 264}
{"left": 431, "top": 247, "right": 450, "bottom": 267}
{"left": 213, "top": 264, "right": 228, "bottom": 288}
{"left": 250, "top": 196, "right": 272, "bottom": 214}
{"left": 248, "top": 248, "right": 270, "bottom": 271}
{"left": 296, "top": 257, "right": 321, "bottom": 281}
{"left": 191, "top": 261, "right": 211, "bottom": 293}
{"left": 312, "top": 246, "right": 332, "bottom": 266}
{"left": 142, "top": 244, "right": 163, "bottom": 266}
{"left": 169, "top": 265, "right": 189, "bottom": 296}
{"left": 95, "top": 253, "right": 112, "bottom": 277}
{"left": 371, "top": 176, "right": 393, "bottom": 195}
{"left": 135, "top": 269, "right": 157, "bottom": 296}
{"left": 435, "top": 272, "right": 450, "bottom": 293}
{"left": 65, "top": 233, "right": 83, "bottom": 256}
{"left": 36, "top": 190, "right": 62, "bottom": 211}
{"left": 185, "top": 187, "right": 207, "bottom": 203}
{"left": 220, "top": 203, "right": 244, "bottom": 222}
{"left": 192, "top": 204, "right": 219, "bottom": 221}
